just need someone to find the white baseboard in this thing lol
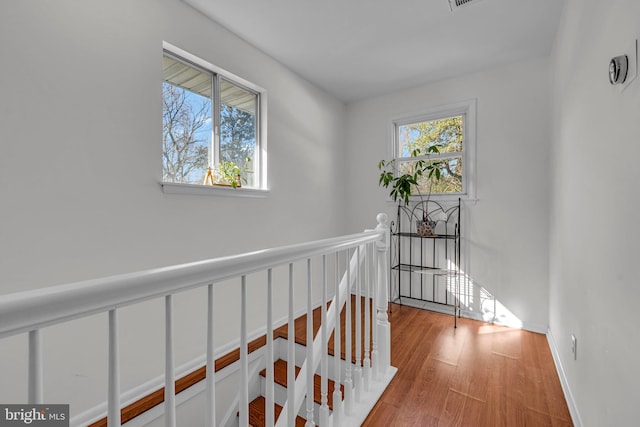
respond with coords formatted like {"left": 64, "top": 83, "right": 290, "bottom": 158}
{"left": 546, "top": 328, "right": 583, "bottom": 427}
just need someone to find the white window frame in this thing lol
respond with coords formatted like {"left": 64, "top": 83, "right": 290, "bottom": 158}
{"left": 389, "top": 99, "right": 476, "bottom": 201}
{"left": 161, "top": 42, "right": 268, "bottom": 197}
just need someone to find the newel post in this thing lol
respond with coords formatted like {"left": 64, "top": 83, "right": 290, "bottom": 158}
{"left": 375, "top": 213, "right": 391, "bottom": 374}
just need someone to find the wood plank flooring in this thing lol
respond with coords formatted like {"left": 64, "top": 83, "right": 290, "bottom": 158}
{"left": 362, "top": 303, "right": 573, "bottom": 426}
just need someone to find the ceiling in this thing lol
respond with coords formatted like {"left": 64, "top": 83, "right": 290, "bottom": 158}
{"left": 184, "top": 0, "right": 565, "bottom": 103}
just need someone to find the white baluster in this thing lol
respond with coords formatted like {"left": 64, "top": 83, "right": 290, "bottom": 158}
{"left": 363, "top": 243, "right": 371, "bottom": 392}
{"left": 287, "top": 264, "right": 296, "bottom": 427}
{"left": 239, "top": 276, "right": 249, "bottom": 427}
{"left": 354, "top": 245, "right": 362, "bottom": 403}
{"left": 266, "top": 270, "right": 275, "bottom": 427}
{"left": 305, "top": 259, "right": 315, "bottom": 426}
{"left": 319, "top": 255, "right": 330, "bottom": 426}
{"left": 375, "top": 213, "right": 391, "bottom": 375}
{"left": 206, "top": 285, "right": 216, "bottom": 427}
{"left": 28, "top": 329, "right": 43, "bottom": 404}
{"left": 332, "top": 252, "right": 342, "bottom": 426}
{"left": 108, "top": 309, "right": 121, "bottom": 427}
{"left": 371, "top": 242, "right": 379, "bottom": 381}
{"left": 165, "top": 295, "right": 176, "bottom": 427}
{"left": 344, "top": 249, "right": 353, "bottom": 416}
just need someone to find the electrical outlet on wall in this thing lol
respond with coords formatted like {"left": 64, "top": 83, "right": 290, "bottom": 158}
{"left": 571, "top": 334, "right": 577, "bottom": 360}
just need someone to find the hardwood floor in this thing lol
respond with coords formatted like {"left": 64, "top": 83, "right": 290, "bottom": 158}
{"left": 362, "top": 303, "right": 573, "bottom": 426}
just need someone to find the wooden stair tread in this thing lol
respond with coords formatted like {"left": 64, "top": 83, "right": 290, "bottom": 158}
{"left": 273, "top": 296, "right": 374, "bottom": 364}
{"left": 248, "top": 396, "right": 306, "bottom": 427}
{"left": 259, "top": 359, "right": 343, "bottom": 410}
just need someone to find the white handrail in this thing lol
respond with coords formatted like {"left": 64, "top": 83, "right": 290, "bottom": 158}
{"left": 0, "top": 230, "right": 382, "bottom": 339}
{"left": 0, "top": 215, "right": 390, "bottom": 427}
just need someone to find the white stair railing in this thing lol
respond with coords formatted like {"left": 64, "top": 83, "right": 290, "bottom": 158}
{"left": 206, "top": 283, "right": 217, "bottom": 427}
{"left": 319, "top": 255, "right": 330, "bottom": 426}
{"left": 305, "top": 258, "right": 315, "bottom": 427}
{"left": 363, "top": 242, "right": 372, "bottom": 391}
{"left": 27, "top": 329, "right": 43, "bottom": 404}
{"left": 275, "top": 213, "right": 392, "bottom": 427}
{"left": 0, "top": 213, "right": 391, "bottom": 427}
{"left": 265, "top": 270, "right": 275, "bottom": 427}
{"left": 344, "top": 248, "right": 353, "bottom": 416}
{"left": 108, "top": 309, "right": 120, "bottom": 427}
{"left": 354, "top": 245, "right": 362, "bottom": 404}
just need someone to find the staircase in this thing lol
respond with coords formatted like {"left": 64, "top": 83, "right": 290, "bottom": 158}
{"left": 242, "top": 296, "right": 377, "bottom": 426}
{"left": 0, "top": 214, "right": 396, "bottom": 427}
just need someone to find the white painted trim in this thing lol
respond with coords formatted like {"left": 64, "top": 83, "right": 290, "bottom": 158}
{"left": 387, "top": 98, "right": 478, "bottom": 201}
{"left": 520, "top": 321, "right": 548, "bottom": 335}
{"left": 546, "top": 328, "right": 584, "bottom": 427}
{"left": 161, "top": 182, "right": 270, "bottom": 198}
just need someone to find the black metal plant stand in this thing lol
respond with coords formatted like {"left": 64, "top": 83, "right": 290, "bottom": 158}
{"left": 389, "top": 198, "right": 461, "bottom": 327}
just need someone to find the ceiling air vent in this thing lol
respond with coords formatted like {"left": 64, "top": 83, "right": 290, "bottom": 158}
{"left": 448, "top": 0, "right": 483, "bottom": 11}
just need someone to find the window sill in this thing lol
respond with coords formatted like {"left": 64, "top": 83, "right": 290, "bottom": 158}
{"left": 161, "top": 182, "right": 269, "bottom": 198}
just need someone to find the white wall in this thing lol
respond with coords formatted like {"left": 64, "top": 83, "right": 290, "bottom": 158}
{"left": 549, "top": 0, "right": 640, "bottom": 425}
{"left": 0, "top": 0, "right": 348, "bottom": 418}
{"left": 345, "top": 57, "right": 552, "bottom": 332}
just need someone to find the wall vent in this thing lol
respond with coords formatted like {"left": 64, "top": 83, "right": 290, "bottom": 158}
{"left": 448, "top": 0, "right": 484, "bottom": 11}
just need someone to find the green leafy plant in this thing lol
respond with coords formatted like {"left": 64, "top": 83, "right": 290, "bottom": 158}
{"left": 215, "top": 158, "right": 252, "bottom": 188}
{"left": 378, "top": 146, "right": 444, "bottom": 205}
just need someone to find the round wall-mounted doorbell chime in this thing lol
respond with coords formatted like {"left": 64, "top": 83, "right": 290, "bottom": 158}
{"left": 609, "top": 55, "right": 629, "bottom": 85}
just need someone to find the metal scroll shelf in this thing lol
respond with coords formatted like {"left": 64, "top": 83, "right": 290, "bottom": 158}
{"left": 390, "top": 198, "right": 462, "bottom": 327}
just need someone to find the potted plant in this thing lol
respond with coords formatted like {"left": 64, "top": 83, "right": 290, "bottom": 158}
{"left": 378, "top": 146, "right": 444, "bottom": 236}
{"left": 203, "top": 158, "right": 252, "bottom": 188}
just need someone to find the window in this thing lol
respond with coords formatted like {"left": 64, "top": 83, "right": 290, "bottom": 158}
{"left": 162, "top": 50, "right": 262, "bottom": 189}
{"left": 392, "top": 100, "right": 476, "bottom": 199}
